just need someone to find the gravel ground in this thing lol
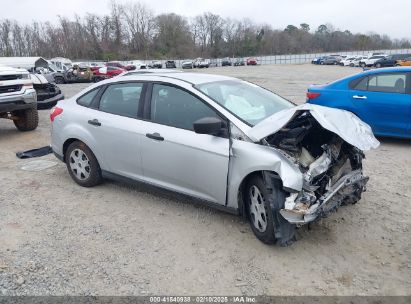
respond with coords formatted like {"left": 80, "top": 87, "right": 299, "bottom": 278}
{"left": 0, "top": 64, "right": 410, "bottom": 296}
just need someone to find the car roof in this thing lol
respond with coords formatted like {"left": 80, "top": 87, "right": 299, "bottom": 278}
{"left": 360, "top": 66, "right": 411, "bottom": 75}
{"left": 122, "top": 69, "right": 181, "bottom": 75}
{"left": 119, "top": 72, "right": 236, "bottom": 85}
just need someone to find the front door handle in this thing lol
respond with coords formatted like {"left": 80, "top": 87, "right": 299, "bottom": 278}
{"left": 353, "top": 95, "right": 367, "bottom": 100}
{"left": 88, "top": 119, "right": 101, "bottom": 126}
{"left": 146, "top": 132, "right": 164, "bottom": 141}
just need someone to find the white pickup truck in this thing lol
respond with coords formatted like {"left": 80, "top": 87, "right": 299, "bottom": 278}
{"left": 0, "top": 65, "right": 38, "bottom": 131}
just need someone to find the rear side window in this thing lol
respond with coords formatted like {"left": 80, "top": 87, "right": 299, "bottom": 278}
{"left": 350, "top": 77, "right": 368, "bottom": 91}
{"left": 77, "top": 88, "right": 99, "bottom": 107}
{"left": 99, "top": 83, "right": 143, "bottom": 118}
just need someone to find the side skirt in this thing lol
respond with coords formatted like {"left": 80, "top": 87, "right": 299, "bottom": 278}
{"left": 101, "top": 170, "right": 239, "bottom": 216}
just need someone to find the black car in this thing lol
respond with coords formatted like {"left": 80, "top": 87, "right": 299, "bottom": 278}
{"left": 221, "top": 58, "right": 232, "bottom": 66}
{"left": 165, "top": 60, "right": 176, "bottom": 69}
{"left": 373, "top": 54, "right": 411, "bottom": 68}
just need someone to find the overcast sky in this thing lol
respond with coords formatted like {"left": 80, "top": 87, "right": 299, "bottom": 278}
{"left": 2, "top": 0, "right": 410, "bottom": 39}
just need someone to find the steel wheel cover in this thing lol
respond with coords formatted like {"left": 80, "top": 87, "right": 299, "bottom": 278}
{"left": 69, "top": 148, "right": 91, "bottom": 181}
{"left": 249, "top": 185, "right": 268, "bottom": 232}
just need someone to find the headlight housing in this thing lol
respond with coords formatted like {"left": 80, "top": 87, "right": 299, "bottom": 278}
{"left": 21, "top": 73, "right": 30, "bottom": 79}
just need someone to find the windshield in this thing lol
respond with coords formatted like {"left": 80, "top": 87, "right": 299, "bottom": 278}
{"left": 196, "top": 80, "right": 294, "bottom": 126}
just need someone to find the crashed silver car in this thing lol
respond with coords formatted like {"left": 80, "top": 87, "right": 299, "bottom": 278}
{"left": 50, "top": 73, "right": 379, "bottom": 245}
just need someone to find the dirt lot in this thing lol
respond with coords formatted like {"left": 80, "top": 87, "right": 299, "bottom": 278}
{"left": 0, "top": 64, "right": 410, "bottom": 296}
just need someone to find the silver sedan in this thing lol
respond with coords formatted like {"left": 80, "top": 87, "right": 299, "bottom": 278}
{"left": 50, "top": 73, "right": 379, "bottom": 245}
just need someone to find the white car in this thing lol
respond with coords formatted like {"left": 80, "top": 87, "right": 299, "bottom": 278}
{"left": 350, "top": 56, "right": 367, "bottom": 67}
{"left": 359, "top": 55, "right": 387, "bottom": 67}
{"left": 340, "top": 56, "right": 357, "bottom": 66}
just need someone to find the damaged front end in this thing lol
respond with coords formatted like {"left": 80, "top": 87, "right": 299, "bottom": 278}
{"left": 260, "top": 109, "right": 374, "bottom": 225}
{"left": 30, "top": 74, "right": 64, "bottom": 110}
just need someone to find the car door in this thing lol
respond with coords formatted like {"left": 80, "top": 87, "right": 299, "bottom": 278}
{"left": 139, "top": 82, "right": 230, "bottom": 204}
{"left": 84, "top": 81, "right": 147, "bottom": 179}
{"left": 349, "top": 72, "right": 410, "bottom": 136}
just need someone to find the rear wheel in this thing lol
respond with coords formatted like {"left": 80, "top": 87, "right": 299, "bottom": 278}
{"left": 65, "top": 141, "right": 102, "bottom": 187}
{"left": 13, "top": 108, "right": 39, "bottom": 131}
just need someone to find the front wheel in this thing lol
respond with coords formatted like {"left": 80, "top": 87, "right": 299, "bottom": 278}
{"left": 246, "top": 176, "right": 276, "bottom": 244}
{"left": 376, "top": 63, "right": 381, "bottom": 68}
{"left": 65, "top": 141, "right": 102, "bottom": 187}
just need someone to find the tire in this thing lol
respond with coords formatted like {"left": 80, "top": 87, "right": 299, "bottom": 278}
{"left": 376, "top": 63, "right": 381, "bottom": 68}
{"left": 65, "top": 141, "right": 102, "bottom": 187}
{"left": 54, "top": 76, "right": 65, "bottom": 84}
{"left": 360, "top": 63, "right": 366, "bottom": 67}
{"left": 13, "top": 107, "right": 39, "bottom": 131}
{"left": 320, "top": 62, "right": 324, "bottom": 65}
{"left": 245, "top": 176, "right": 276, "bottom": 244}
{"left": 349, "top": 63, "right": 354, "bottom": 67}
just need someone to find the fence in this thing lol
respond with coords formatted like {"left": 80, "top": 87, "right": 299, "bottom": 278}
{"left": 149, "top": 48, "right": 411, "bottom": 68}
{"left": 77, "top": 48, "right": 411, "bottom": 68}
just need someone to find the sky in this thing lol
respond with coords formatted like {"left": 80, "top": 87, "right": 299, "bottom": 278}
{"left": 2, "top": 0, "right": 410, "bottom": 39}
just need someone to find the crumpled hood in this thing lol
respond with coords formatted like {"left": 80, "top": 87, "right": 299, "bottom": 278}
{"left": 247, "top": 104, "right": 380, "bottom": 151}
{"left": 30, "top": 74, "right": 49, "bottom": 85}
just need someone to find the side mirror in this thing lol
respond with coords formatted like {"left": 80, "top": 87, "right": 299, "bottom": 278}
{"left": 193, "top": 117, "right": 224, "bottom": 135}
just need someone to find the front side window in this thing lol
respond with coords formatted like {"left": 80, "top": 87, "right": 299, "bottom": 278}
{"left": 99, "top": 83, "right": 143, "bottom": 118}
{"left": 150, "top": 84, "right": 220, "bottom": 130}
{"left": 368, "top": 73, "right": 406, "bottom": 94}
{"left": 196, "top": 80, "right": 293, "bottom": 126}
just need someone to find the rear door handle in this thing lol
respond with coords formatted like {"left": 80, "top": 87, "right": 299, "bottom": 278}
{"left": 88, "top": 119, "right": 101, "bottom": 126}
{"left": 146, "top": 132, "right": 164, "bottom": 141}
{"left": 353, "top": 95, "right": 367, "bottom": 100}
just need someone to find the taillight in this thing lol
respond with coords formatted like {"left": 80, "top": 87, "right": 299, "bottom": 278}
{"left": 50, "top": 107, "right": 63, "bottom": 122}
{"left": 306, "top": 92, "right": 321, "bottom": 100}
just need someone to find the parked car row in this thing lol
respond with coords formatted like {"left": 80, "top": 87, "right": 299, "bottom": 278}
{"left": 334, "top": 52, "right": 411, "bottom": 68}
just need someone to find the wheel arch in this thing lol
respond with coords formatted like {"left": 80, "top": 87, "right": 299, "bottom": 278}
{"left": 62, "top": 138, "right": 80, "bottom": 160}
{"left": 236, "top": 170, "right": 283, "bottom": 218}
{"left": 62, "top": 138, "right": 104, "bottom": 170}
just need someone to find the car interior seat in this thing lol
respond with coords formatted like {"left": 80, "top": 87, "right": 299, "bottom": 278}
{"left": 394, "top": 78, "right": 405, "bottom": 93}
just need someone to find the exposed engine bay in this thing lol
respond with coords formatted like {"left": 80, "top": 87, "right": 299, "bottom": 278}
{"left": 264, "top": 111, "right": 369, "bottom": 224}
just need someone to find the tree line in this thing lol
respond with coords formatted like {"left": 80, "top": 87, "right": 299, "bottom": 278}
{"left": 0, "top": 1, "right": 410, "bottom": 60}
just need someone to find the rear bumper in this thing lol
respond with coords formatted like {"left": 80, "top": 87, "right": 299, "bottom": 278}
{"left": 280, "top": 170, "right": 368, "bottom": 224}
{"left": 0, "top": 89, "right": 37, "bottom": 112}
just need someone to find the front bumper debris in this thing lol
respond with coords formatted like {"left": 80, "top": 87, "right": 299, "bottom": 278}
{"left": 280, "top": 170, "right": 368, "bottom": 224}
